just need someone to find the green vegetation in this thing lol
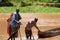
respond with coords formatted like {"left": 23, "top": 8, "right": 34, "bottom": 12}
{"left": 0, "top": 6, "right": 60, "bottom": 13}
{"left": 0, "top": 0, "right": 60, "bottom": 6}
{"left": 0, "top": 0, "right": 60, "bottom": 13}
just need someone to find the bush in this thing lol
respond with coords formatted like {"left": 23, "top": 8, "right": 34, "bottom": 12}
{"left": 0, "top": 2, "right": 14, "bottom": 6}
{"left": 55, "top": 3, "right": 60, "bottom": 7}
{"left": 0, "top": 0, "right": 14, "bottom": 6}
{"left": 21, "top": 1, "right": 32, "bottom": 7}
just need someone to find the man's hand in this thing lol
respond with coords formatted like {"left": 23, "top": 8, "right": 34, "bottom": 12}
{"left": 17, "top": 21, "right": 19, "bottom": 23}
{"left": 14, "top": 20, "right": 19, "bottom": 23}
{"left": 38, "top": 30, "right": 41, "bottom": 32}
{"left": 38, "top": 30, "right": 43, "bottom": 34}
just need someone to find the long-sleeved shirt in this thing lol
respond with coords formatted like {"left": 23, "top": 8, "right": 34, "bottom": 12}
{"left": 10, "top": 12, "right": 21, "bottom": 26}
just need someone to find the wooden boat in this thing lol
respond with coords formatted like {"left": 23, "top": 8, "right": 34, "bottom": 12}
{"left": 38, "top": 28, "right": 60, "bottom": 38}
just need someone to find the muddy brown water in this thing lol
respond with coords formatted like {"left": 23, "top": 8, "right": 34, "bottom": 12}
{"left": 0, "top": 13, "right": 60, "bottom": 40}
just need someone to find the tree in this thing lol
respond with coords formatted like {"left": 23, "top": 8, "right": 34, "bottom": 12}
{"left": 58, "top": 0, "right": 60, "bottom": 3}
{"left": 0, "top": 0, "right": 13, "bottom": 6}
{"left": 1, "top": 0, "right": 9, "bottom": 2}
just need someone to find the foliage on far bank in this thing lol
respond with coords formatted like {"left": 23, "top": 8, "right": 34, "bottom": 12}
{"left": 0, "top": 0, "right": 60, "bottom": 7}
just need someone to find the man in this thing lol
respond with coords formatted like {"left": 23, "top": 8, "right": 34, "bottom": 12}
{"left": 25, "top": 18, "right": 40, "bottom": 40}
{"left": 7, "top": 13, "right": 13, "bottom": 36}
{"left": 8, "top": 9, "right": 22, "bottom": 40}
{"left": 7, "top": 13, "right": 13, "bottom": 40}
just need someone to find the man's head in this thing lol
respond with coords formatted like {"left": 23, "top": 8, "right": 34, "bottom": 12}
{"left": 34, "top": 18, "right": 38, "bottom": 22}
{"left": 16, "top": 9, "right": 19, "bottom": 13}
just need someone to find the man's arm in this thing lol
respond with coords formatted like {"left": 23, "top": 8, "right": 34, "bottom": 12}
{"left": 34, "top": 23, "right": 40, "bottom": 31}
{"left": 35, "top": 25, "right": 40, "bottom": 31}
{"left": 18, "top": 14, "right": 22, "bottom": 20}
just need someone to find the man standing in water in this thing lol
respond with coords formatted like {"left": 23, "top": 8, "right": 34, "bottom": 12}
{"left": 25, "top": 18, "right": 40, "bottom": 40}
{"left": 8, "top": 9, "right": 22, "bottom": 40}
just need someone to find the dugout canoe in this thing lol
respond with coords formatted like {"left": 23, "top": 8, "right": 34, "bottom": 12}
{"left": 38, "top": 28, "right": 60, "bottom": 38}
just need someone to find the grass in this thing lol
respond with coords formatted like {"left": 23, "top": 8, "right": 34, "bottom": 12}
{"left": 0, "top": 6, "right": 60, "bottom": 13}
